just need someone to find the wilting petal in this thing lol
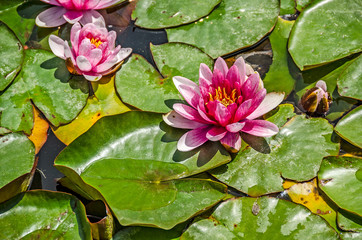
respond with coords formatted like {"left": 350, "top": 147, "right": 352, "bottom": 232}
{"left": 316, "top": 80, "right": 327, "bottom": 92}
{"left": 233, "top": 57, "right": 246, "bottom": 84}
{"left": 173, "top": 103, "right": 207, "bottom": 123}
{"left": 83, "top": 73, "right": 102, "bottom": 81}
{"left": 40, "top": 0, "right": 61, "bottom": 6}
{"left": 220, "top": 132, "right": 241, "bottom": 152}
{"left": 206, "top": 126, "right": 227, "bottom": 141}
{"left": 214, "top": 57, "right": 228, "bottom": 78}
{"left": 247, "top": 92, "right": 284, "bottom": 120}
{"left": 199, "top": 63, "right": 212, "bottom": 83}
{"left": 49, "top": 35, "right": 66, "bottom": 59}
{"left": 163, "top": 111, "right": 206, "bottom": 129}
{"left": 63, "top": 10, "right": 83, "bottom": 24}
{"left": 177, "top": 126, "right": 210, "bottom": 152}
{"left": 214, "top": 102, "right": 232, "bottom": 126}
{"left": 226, "top": 122, "right": 246, "bottom": 133}
{"left": 241, "top": 120, "right": 279, "bottom": 137}
{"left": 36, "top": 7, "right": 67, "bottom": 27}
{"left": 76, "top": 56, "right": 92, "bottom": 72}
{"left": 234, "top": 99, "right": 252, "bottom": 122}
{"left": 173, "top": 76, "right": 200, "bottom": 108}
{"left": 79, "top": 10, "right": 105, "bottom": 27}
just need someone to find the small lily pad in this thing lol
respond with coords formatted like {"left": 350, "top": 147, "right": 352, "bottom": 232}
{"left": 166, "top": 0, "right": 279, "bottom": 58}
{"left": 335, "top": 106, "right": 362, "bottom": 148}
{"left": 280, "top": 0, "right": 296, "bottom": 15}
{"left": 132, "top": 0, "right": 221, "bottom": 29}
{"left": 318, "top": 156, "right": 362, "bottom": 217}
{"left": 289, "top": 0, "right": 362, "bottom": 70}
{"left": 211, "top": 115, "right": 339, "bottom": 196}
{"left": 337, "top": 54, "right": 362, "bottom": 100}
{"left": 181, "top": 197, "right": 338, "bottom": 239}
{"left": 0, "top": 191, "right": 92, "bottom": 239}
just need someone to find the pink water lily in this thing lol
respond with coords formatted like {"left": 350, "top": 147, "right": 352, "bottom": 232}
{"left": 49, "top": 22, "right": 132, "bottom": 81}
{"left": 163, "top": 57, "right": 284, "bottom": 152}
{"left": 36, "top": 0, "right": 123, "bottom": 27}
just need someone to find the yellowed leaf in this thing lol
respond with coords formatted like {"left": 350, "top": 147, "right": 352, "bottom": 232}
{"left": 28, "top": 106, "right": 49, "bottom": 154}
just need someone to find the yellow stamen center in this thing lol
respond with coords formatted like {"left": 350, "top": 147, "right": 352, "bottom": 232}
{"left": 90, "top": 38, "right": 103, "bottom": 48}
{"left": 209, "top": 87, "right": 238, "bottom": 107}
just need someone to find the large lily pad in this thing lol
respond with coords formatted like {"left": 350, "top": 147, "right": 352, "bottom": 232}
{"left": 0, "top": 22, "right": 23, "bottom": 91}
{"left": 337, "top": 54, "right": 362, "bottom": 100}
{"left": 318, "top": 156, "right": 362, "bottom": 217}
{"left": 211, "top": 114, "right": 339, "bottom": 196}
{"left": 0, "top": 49, "right": 88, "bottom": 134}
{"left": 0, "top": 191, "right": 92, "bottom": 239}
{"left": 166, "top": 0, "right": 279, "bottom": 58}
{"left": 0, "top": 133, "right": 35, "bottom": 203}
{"left": 116, "top": 43, "right": 213, "bottom": 113}
{"left": 288, "top": 0, "right": 362, "bottom": 70}
{"left": 280, "top": 0, "right": 296, "bottom": 15}
{"left": 132, "top": 0, "right": 221, "bottom": 29}
{"left": 181, "top": 197, "right": 338, "bottom": 239}
{"left": 263, "top": 17, "right": 295, "bottom": 97}
{"left": 335, "top": 106, "right": 362, "bottom": 148}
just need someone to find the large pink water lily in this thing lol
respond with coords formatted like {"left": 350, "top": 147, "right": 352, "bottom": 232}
{"left": 163, "top": 57, "right": 284, "bottom": 152}
{"left": 49, "top": 22, "right": 132, "bottom": 81}
{"left": 36, "top": 0, "right": 123, "bottom": 27}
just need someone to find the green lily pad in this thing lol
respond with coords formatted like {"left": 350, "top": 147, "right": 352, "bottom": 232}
{"left": 263, "top": 104, "right": 296, "bottom": 128}
{"left": 280, "top": 0, "right": 296, "bottom": 15}
{"left": 0, "top": 133, "right": 35, "bottom": 203}
{"left": 318, "top": 156, "right": 362, "bottom": 217}
{"left": 0, "top": 22, "right": 23, "bottom": 91}
{"left": 337, "top": 54, "right": 362, "bottom": 100}
{"left": 181, "top": 197, "right": 338, "bottom": 239}
{"left": 288, "top": 0, "right": 362, "bottom": 70}
{"left": 211, "top": 115, "right": 339, "bottom": 196}
{"left": 296, "top": 0, "right": 314, "bottom": 12}
{"left": 337, "top": 210, "right": 362, "bottom": 232}
{"left": 335, "top": 106, "right": 362, "bottom": 148}
{"left": 166, "top": 0, "right": 279, "bottom": 58}
{"left": 116, "top": 43, "right": 213, "bottom": 113}
{"left": 0, "top": 191, "right": 92, "bottom": 239}
{"left": 263, "top": 17, "right": 295, "bottom": 97}
{"left": 132, "top": 0, "right": 221, "bottom": 29}
{"left": 0, "top": 49, "right": 88, "bottom": 134}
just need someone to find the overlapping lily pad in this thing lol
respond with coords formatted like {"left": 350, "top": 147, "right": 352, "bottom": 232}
{"left": 181, "top": 197, "right": 338, "bottom": 239}
{"left": 288, "top": 0, "right": 362, "bottom": 70}
{"left": 116, "top": 43, "right": 213, "bottom": 113}
{"left": 0, "top": 22, "right": 23, "bottom": 91}
{"left": 280, "top": 0, "right": 296, "bottom": 15}
{"left": 335, "top": 106, "right": 362, "bottom": 148}
{"left": 318, "top": 156, "right": 362, "bottom": 217}
{"left": 0, "top": 49, "right": 88, "bottom": 134}
{"left": 263, "top": 17, "right": 295, "bottom": 97}
{"left": 337, "top": 54, "right": 362, "bottom": 100}
{"left": 0, "top": 191, "right": 92, "bottom": 239}
{"left": 166, "top": 0, "right": 279, "bottom": 58}
{"left": 132, "top": 0, "right": 221, "bottom": 29}
{"left": 0, "top": 133, "right": 35, "bottom": 203}
{"left": 337, "top": 210, "right": 362, "bottom": 232}
{"left": 211, "top": 113, "right": 339, "bottom": 196}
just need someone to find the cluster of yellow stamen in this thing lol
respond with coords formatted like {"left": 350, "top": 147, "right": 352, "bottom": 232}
{"left": 90, "top": 38, "right": 103, "bottom": 48}
{"left": 208, "top": 87, "right": 238, "bottom": 107}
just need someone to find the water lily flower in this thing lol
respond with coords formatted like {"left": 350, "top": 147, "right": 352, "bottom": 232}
{"left": 163, "top": 57, "right": 284, "bottom": 152}
{"left": 49, "top": 22, "right": 132, "bottom": 81}
{"left": 36, "top": 0, "right": 123, "bottom": 27}
{"left": 300, "top": 80, "right": 332, "bottom": 115}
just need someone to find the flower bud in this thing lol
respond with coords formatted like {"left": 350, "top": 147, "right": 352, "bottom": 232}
{"left": 300, "top": 80, "right": 332, "bottom": 115}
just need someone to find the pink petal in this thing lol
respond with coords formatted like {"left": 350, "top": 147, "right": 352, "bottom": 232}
{"left": 173, "top": 103, "right": 207, "bottom": 123}
{"left": 227, "top": 102, "right": 238, "bottom": 117}
{"left": 234, "top": 99, "right": 252, "bottom": 122}
{"left": 199, "top": 63, "right": 212, "bottom": 83}
{"left": 316, "top": 80, "right": 327, "bottom": 92}
{"left": 246, "top": 88, "right": 267, "bottom": 117}
{"left": 88, "top": 48, "right": 103, "bottom": 67}
{"left": 63, "top": 10, "right": 84, "bottom": 24}
{"left": 211, "top": 69, "right": 224, "bottom": 87}
{"left": 76, "top": 56, "right": 92, "bottom": 72}
{"left": 70, "top": 22, "right": 82, "bottom": 53}
{"left": 226, "top": 65, "right": 240, "bottom": 85}
{"left": 214, "top": 57, "right": 228, "bottom": 78}
{"left": 83, "top": 73, "right": 102, "bottom": 81}
{"left": 214, "top": 102, "right": 232, "bottom": 127}
{"left": 163, "top": 111, "right": 206, "bottom": 129}
{"left": 246, "top": 92, "right": 285, "bottom": 120}
{"left": 35, "top": 7, "right": 67, "bottom": 28}
{"left": 57, "top": 0, "right": 75, "bottom": 8}
{"left": 84, "top": 0, "right": 102, "bottom": 9}
{"left": 95, "top": 0, "right": 123, "bottom": 9}
{"left": 226, "top": 122, "right": 246, "bottom": 133}
{"left": 197, "top": 104, "right": 217, "bottom": 124}
{"left": 245, "top": 64, "right": 254, "bottom": 76}
{"left": 206, "top": 126, "right": 227, "bottom": 141}
{"left": 173, "top": 76, "right": 200, "bottom": 109}
{"left": 49, "top": 35, "right": 66, "bottom": 59}
{"left": 95, "top": 47, "right": 132, "bottom": 73}
{"left": 79, "top": 38, "right": 92, "bottom": 57}
{"left": 242, "top": 73, "right": 260, "bottom": 100}
{"left": 106, "top": 31, "right": 117, "bottom": 51}
{"left": 199, "top": 77, "right": 212, "bottom": 97}
{"left": 220, "top": 132, "right": 241, "bottom": 152}
{"left": 79, "top": 10, "right": 105, "bottom": 27}
{"left": 233, "top": 57, "right": 246, "bottom": 84}
{"left": 40, "top": 0, "right": 61, "bottom": 6}
{"left": 177, "top": 126, "right": 210, "bottom": 152}
{"left": 241, "top": 120, "right": 279, "bottom": 137}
